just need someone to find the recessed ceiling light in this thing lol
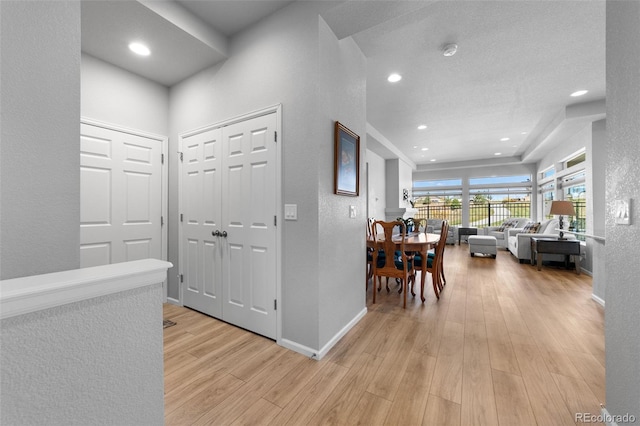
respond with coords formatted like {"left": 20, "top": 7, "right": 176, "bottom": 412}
{"left": 430, "top": 159, "right": 436, "bottom": 162}
{"left": 417, "top": 125, "right": 427, "bottom": 130}
{"left": 512, "top": 145, "right": 517, "bottom": 148}
{"left": 421, "top": 147, "right": 429, "bottom": 151}
{"left": 129, "top": 42, "right": 150, "bottom": 56}
{"left": 387, "top": 73, "right": 402, "bottom": 83}
{"left": 413, "top": 145, "right": 418, "bottom": 149}
{"left": 500, "top": 137, "right": 510, "bottom": 142}
{"left": 521, "top": 132, "right": 527, "bottom": 135}
{"left": 571, "top": 90, "right": 588, "bottom": 97}
{"left": 494, "top": 152, "right": 502, "bottom": 156}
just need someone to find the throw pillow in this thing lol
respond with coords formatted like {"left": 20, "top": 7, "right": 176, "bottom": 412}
{"left": 523, "top": 222, "right": 540, "bottom": 233}
{"left": 497, "top": 219, "right": 512, "bottom": 232}
{"left": 529, "top": 222, "right": 541, "bottom": 233}
{"left": 522, "top": 221, "right": 535, "bottom": 233}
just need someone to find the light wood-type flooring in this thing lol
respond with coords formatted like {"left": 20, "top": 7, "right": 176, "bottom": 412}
{"left": 163, "top": 243, "right": 605, "bottom": 425}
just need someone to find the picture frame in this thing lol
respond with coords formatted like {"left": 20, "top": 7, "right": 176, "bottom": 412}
{"left": 334, "top": 121, "right": 360, "bottom": 196}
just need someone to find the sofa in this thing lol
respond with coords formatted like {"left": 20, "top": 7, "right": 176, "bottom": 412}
{"left": 424, "top": 219, "right": 456, "bottom": 244}
{"left": 482, "top": 217, "right": 530, "bottom": 248}
{"left": 507, "top": 218, "right": 576, "bottom": 263}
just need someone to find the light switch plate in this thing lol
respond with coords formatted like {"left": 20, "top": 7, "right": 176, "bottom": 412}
{"left": 349, "top": 205, "right": 356, "bottom": 218}
{"left": 284, "top": 204, "right": 297, "bottom": 220}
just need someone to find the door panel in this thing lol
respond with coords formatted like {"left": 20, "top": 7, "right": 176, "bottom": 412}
{"left": 221, "top": 114, "right": 277, "bottom": 339}
{"left": 80, "top": 123, "right": 162, "bottom": 268}
{"left": 181, "top": 128, "right": 223, "bottom": 317}
{"left": 180, "top": 112, "right": 277, "bottom": 340}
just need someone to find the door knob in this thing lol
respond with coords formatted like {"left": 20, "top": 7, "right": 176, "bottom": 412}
{"left": 212, "top": 230, "right": 220, "bottom": 237}
{"left": 221, "top": 231, "right": 228, "bottom": 238}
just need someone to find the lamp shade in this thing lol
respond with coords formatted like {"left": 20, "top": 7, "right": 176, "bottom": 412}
{"left": 549, "top": 200, "right": 576, "bottom": 216}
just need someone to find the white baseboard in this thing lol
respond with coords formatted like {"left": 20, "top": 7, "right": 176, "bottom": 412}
{"left": 279, "top": 307, "right": 367, "bottom": 360}
{"left": 602, "top": 407, "right": 618, "bottom": 426}
{"left": 592, "top": 293, "right": 605, "bottom": 307}
{"left": 166, "top": 297, "right": 181, "bottom": 306}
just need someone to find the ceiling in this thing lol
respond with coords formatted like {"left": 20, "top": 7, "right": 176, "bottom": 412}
{"left": 81, "top": 0, "right": 606, "bottom": 168}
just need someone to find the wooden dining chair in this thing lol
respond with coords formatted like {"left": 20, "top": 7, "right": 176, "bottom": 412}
{"left": 414, "top": 218, "right": 428, "bottom": 233}
{"left": 366, "top": 217, "right": 376, "bottom": 290}
{"left": 371, "top": 220, "right": 415, "bottom": 309}
{"left": 413, "top": 220, "right": 448, "bottom": 301}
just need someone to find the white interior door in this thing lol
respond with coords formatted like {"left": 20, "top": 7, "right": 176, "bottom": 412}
{"left": 221, "top": 114, "right": 277, "bottom": 339}
{"left": 80, "top": 122, "right": 164, "bottom": 268}
{"left": 180, "top": 111, "right": 278, "bottom": 340}
{"left": 180, "top": 128, "right": 223, "bottom": 317}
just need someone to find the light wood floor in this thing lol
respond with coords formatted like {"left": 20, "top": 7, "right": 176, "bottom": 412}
{"left": 163, "top": 243, "right": 605, "bottom": 425}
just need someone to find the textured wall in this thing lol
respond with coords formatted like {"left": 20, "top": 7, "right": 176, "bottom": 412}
{"left": 366, "top": 150, "right": 387, "bottom": 220}
{"left": 81, "top": 53, "right": 170, "bottom": 136}
{"left": 317, "top": 16, "right": 367, "bottom": 348}
{"left": 0, "top": 1, "right": 80, "bottom": 279}
{"left": 605, "top": 0, "right": 640, "bottom": 419}
{"left": 0, "top": 284, "right": 165, "bottom": 425}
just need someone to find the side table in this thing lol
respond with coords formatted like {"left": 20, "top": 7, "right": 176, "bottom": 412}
{"left": 530, "top": 237, "right": 581, "bottom": 274}
{"left": 458, "top": 227, "right": 478, "bottom": 245}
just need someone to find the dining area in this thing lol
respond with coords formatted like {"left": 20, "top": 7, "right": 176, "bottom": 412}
{"left": 366, "top": 218, "right": 449, "bottom": 308}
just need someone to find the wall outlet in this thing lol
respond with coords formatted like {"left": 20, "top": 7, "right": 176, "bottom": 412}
{"left": 349, "top": 205, "right": 356, "bottom": 218}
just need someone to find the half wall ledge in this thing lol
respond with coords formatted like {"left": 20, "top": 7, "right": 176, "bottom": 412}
{"left": 0, "top": 258, "right": 173, "bottom": 320}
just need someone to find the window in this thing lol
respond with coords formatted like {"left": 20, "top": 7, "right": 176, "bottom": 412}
{"left": 468, "top": 174, "right": 532, "bottom": 227}
{"left": 562, "top": 171, "right": 587, "bottom": 238}
{"left": 541, "top": 182, "right": 555, "bottom": 219}
{"left": 541, "top": 167, "right": 555, "bottom": 179}
{"left": 412, "top": 179, "right": 462, "bottom": 225}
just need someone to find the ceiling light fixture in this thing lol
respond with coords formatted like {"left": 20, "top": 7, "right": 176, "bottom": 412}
{"left": 500, "top": 137, "right": 510, "bottom": 142}
{"left": 417, "top": 125, "right": 427, "bottom": 130}
{"left": 387, "top": 73, "right": 402, "bottom": 83}
{"left": 421, "top": 147, "right": 429, "bottom": 151}
{"left": 494, "top": 152, "right": 502, "bottom": 156}
{"left": 430, "top": 159, "right": 437, "bottom": 162}
{"left": 571, "top": 90, "right": 588, "bottom": 97}
{"left": 442, "top": 43, "right": 458, "bottom": 57}
{"left": 129, "top": 42, "right": 150, "bottom": 56}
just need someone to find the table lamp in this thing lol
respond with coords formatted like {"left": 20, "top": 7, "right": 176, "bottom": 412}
{"left": 549, "top": 200, "right": 575, "bottom": 240}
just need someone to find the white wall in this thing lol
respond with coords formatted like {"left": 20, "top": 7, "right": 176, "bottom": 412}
{"left": 169, "top": 2, "right": 363, "bottom": 354}
{"left": 590, "top": 120, "right": 606, "bottom": 301}
{"left": 366, "top": 150, "right": 386, "bottom": 220}
{"left": 605, "top": 0, "right": 640, "bottom": 420}
{"left": 81, "top": 54, "right": 170, "bottom": 136}
{"left": 0, "top": 284, "right": 165, "bottom": 425}
{"left": 0, "top": 1, "right": 81, "bottom": 279}
{"left": 317, "top": 17, "right": 367, "bottom": 348}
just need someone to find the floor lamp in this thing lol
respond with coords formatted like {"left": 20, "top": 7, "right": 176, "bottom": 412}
{"left": 549, "top": 200, "right": 576, "bottom": 240}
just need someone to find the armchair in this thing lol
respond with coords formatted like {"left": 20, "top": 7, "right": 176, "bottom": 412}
{"left": 482, "top": 217, "right": 530, "bottom": 248}
{"left": 507, "top": 219, "right": 576, "bottom": 263}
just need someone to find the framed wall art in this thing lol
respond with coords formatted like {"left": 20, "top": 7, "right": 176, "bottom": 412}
{"left": 334, "top": 121, "right": 360, "bottom": 196}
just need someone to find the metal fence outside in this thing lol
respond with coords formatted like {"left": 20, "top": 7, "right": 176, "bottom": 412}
{"left": 413, "top": 200, "right": 586, "bottom": 230}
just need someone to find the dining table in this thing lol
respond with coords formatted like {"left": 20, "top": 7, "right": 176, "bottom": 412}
{"left": 367, "top": 232, "right": 441, "bottom": 301}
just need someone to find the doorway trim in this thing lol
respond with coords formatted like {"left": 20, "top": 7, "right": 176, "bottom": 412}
{"left": 177, "top": 104, "right": 283, "bottom": 343}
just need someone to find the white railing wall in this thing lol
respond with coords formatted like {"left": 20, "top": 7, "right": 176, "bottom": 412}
{"left": 0, "top": 259, "right": 172, "bottom": 425}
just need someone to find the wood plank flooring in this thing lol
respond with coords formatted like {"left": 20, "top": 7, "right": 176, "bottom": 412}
{"left": 163, "top": 243, "right": 605, "bottom": 425}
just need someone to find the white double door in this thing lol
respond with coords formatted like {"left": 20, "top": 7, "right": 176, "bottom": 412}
{"left": 180, "top": 112, "right": 278, "bottom": 340}
{"left": 80, "top": 121, "right": 165, "bottom": 268}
